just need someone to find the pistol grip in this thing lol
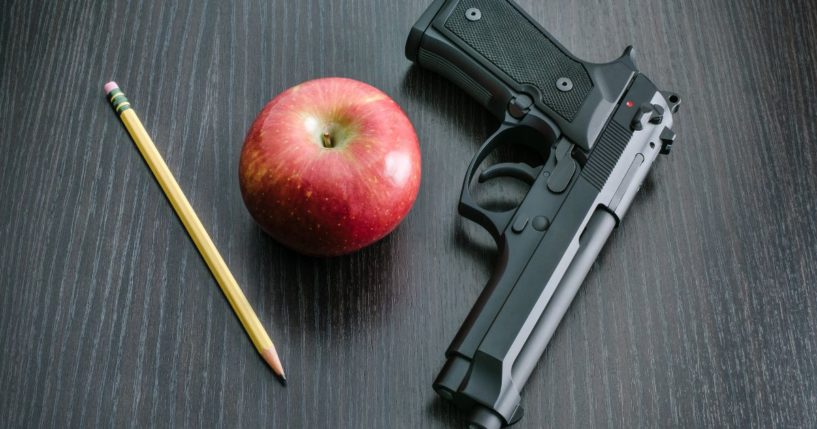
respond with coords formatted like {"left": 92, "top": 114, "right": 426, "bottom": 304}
{"left": 406, "top": 0, "right": 638, "bottom": 149}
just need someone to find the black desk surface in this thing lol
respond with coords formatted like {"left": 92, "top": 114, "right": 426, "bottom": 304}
{"left": 2, "top": 1, "right": 817, "bottom": 427}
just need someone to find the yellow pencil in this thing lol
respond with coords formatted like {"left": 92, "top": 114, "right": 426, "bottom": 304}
{"left": 103, "top": 81, "right": 286, "bottom": 384}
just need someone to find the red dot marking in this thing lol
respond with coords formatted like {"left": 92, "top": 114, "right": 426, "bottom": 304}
{"left": 626, "top": 101, "right": 635, "bottom": 108}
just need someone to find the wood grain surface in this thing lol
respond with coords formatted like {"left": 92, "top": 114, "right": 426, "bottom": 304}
{"left": 2, "top": 0, "right": 817, "bottom": 427}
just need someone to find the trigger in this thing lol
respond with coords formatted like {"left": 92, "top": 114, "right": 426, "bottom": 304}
{"left": 479, "top": 162, "right": 543, "bottom": 185}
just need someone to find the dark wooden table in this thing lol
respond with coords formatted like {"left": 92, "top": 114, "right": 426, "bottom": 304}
{"left": 2, "top": 1, "right": 817, "bottom": 427}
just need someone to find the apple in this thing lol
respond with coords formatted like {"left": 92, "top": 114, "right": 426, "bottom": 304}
{"left": 239, "top": 77, "right": 421, "bottom": 256}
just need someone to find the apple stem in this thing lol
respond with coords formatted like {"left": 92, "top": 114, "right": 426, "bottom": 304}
{"left": 321, "top": 131, "right": 334, "bottom": 148}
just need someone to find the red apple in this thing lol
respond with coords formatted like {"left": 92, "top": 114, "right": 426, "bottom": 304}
{"left": 239, "top": 77, "right": 421, "bottom": 256}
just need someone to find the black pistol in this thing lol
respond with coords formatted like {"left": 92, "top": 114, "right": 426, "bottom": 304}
{"left": 406, "top": 1, "right": 681, "bottom": 428}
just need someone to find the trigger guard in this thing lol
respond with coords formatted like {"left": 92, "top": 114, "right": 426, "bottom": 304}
{"left": 459, "top": 118, "right": 557, "bottom": 242}
{"left": 479, "top": 162, "right": 543, "bottom": 185}
{"left": 458, "top": 198, "right": 514, "bottom": 243}
{"left": 459, "top": 124, "right": 519, "bottom": 241}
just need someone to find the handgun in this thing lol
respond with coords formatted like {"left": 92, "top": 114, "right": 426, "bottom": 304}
{"left": 405, "top": 1, "right": 681, "bottom": 428}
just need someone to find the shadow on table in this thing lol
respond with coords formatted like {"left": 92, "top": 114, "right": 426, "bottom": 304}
{"left": 399, "top": 64, "right": 502, "bottom": 264}
{"left": 243, "top": 221, "right": 400, "bottom": 337}
{"left": 427, "top": 395, "right": 468, "bottom": 428}
{"left": 397, "top": 65, "right": 499, "bottom": 139}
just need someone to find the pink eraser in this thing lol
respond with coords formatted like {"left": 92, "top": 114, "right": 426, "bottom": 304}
{"left": 103, "top": 81, "right": 119, "bottom": 94}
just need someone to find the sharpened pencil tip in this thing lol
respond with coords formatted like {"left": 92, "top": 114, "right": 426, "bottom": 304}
{"left": 261, "top": 345, "right": 286, "bottom": 382}
{"left": 278, "top": 374, "right": 287, "bottom": 387}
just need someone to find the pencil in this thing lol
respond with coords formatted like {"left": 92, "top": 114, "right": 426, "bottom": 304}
{"left": 103, "top": 81, "right": 286, "bottom": 385}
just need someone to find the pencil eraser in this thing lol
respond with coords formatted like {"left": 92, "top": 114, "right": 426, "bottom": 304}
{"left": 103, "top": 81, "right": 119, "bottom": 94}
